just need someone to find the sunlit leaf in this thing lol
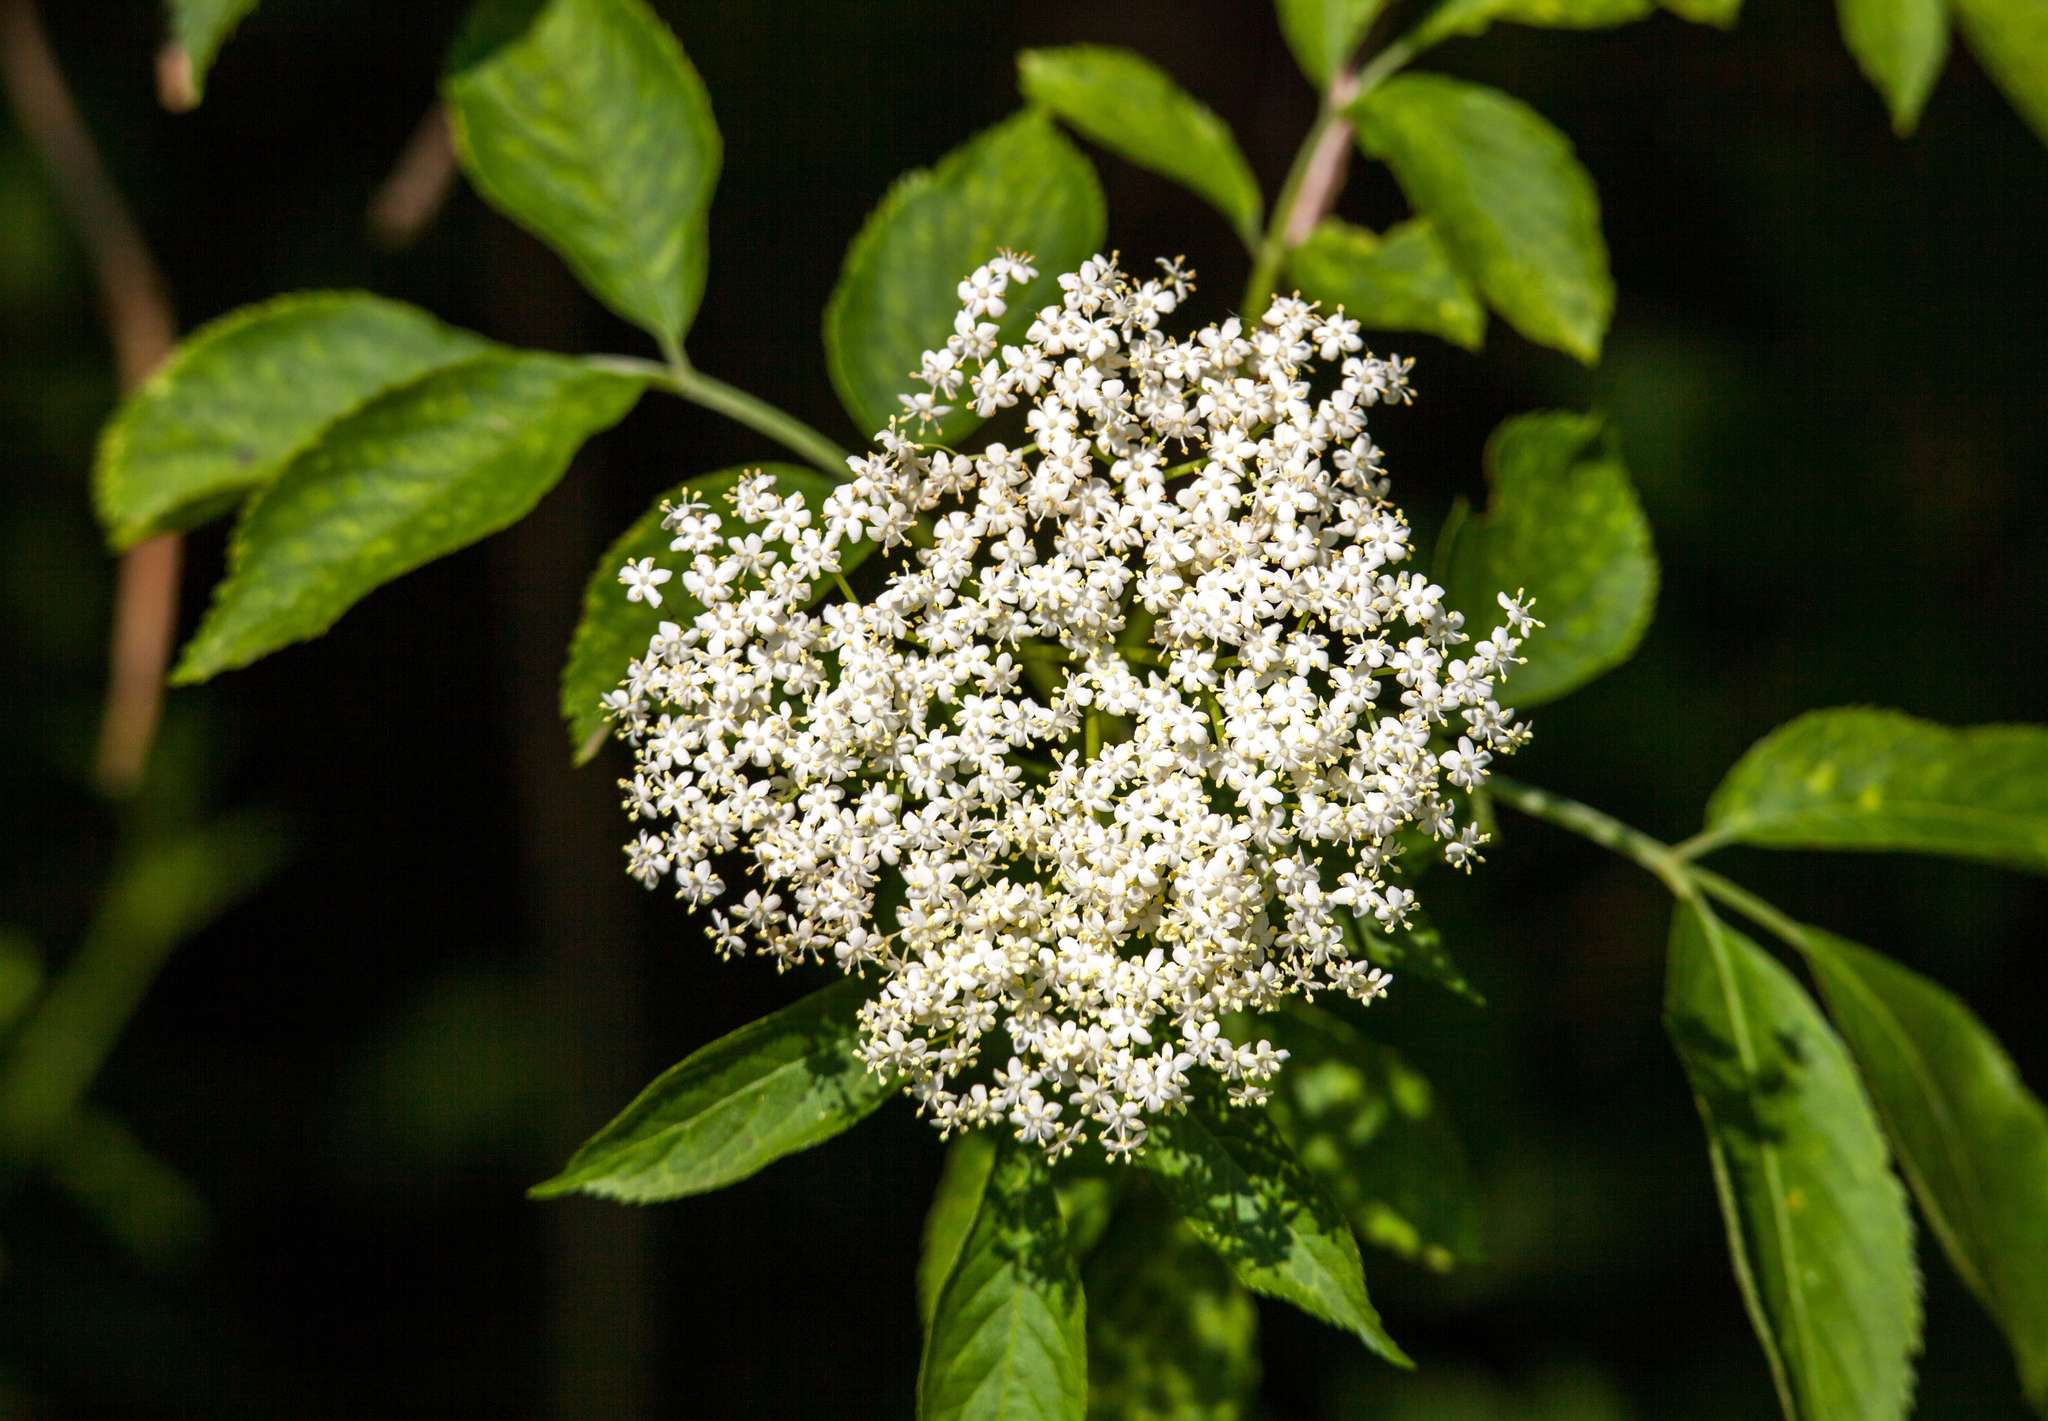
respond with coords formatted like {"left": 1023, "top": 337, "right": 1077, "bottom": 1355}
{"left": 1798, "top": 929, "right": 2048, "bottom": 1409}
{"left": 1140, "top": 1088, "right": 1410, "bottom": 1367}
{"left": 919, "top": 1137, "right": 1087, "bottom": 1421}
{"left": 1274, "top": 0, "right": 1388, "bottom": 87}
{"left": 1407, "top": 0, "right": 1653, "bottom": 53}
{"left": 95, "top": 293, "right": 489, "bottom": 550}
{"left": 445, "top": 0, "right": 719, "bottom": 350}
{"left": 1696, "top": 710, "right": 2048, "bottom": 872}
{"left": 533, "top": 977, "right": 894, "bottom": 1202}
{"left": 1085, "top": 1196, "right": 1259, "bottom": 1421}
{"left": 1837, "top": 0, "right": 1950, "bottom": 134}
{"left": 1352, "top": 75, "right": 1612, "bottom": 363}
{"left": 1287, "top": 217, "right": 1485, "bottom": 350}
{"left": 174, "top": 354, "right": 641, "bottom": 682}
{"left": 1953, "top": 0, "right": 2048, "bottom": 147}
{"left": 1664, "top": 901, "right": 1920, "bottom": 1421}
{"left": 1439, "top": 409, "right": 1656, "bottom": 706}
{"left": 1019, "top": 47, "right": 1261, "bottom": 247}
{"left": 824, "top": 110, "right": 1104, "bottom": 444}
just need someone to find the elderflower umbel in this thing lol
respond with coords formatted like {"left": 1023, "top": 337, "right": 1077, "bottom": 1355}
{"left": 606, "top": 253, "right": 1536, "bottom": 1160}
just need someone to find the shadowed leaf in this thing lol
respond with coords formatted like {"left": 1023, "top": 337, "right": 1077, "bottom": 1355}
{"left": 1798, "top": 930, "right": 2048, "bottom": 1410}
{"left": 1664, "top": 901, "right": 1920, "bottom": 1421}
{"left": 1140, "top": 1089, "right": 1410, "bottom": 1367}
{"left": 1085, "top": 1195, "right": 1259, "bottom": 1421}
{"left": 1260, "top": 1001, "right": 1482, "bottom": 1269}
{"left": 919, "top": 1137, "right": 1087, "bottom": 1421}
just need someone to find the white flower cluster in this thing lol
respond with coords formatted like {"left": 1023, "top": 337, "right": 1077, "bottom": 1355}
{"left": 607, "top": 253, "right": 1536, "bottom": 1159}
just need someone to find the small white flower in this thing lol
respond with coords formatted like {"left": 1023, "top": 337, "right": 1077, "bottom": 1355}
{"left": 618, "top": 557, "right": 672, "bottom": 608}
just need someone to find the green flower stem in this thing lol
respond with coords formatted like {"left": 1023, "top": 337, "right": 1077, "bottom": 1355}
{"left": 1488, "top": 775, "right": 1693, "bottom": 898}
{"left": 590, "top": 354, "right": 851, "bottom": 478}
{"left": 1352, "top": 35, "right": 1420, "bottom": 100}
{"left": 1670, "top": 827, "right": 1731, "bottom": 863}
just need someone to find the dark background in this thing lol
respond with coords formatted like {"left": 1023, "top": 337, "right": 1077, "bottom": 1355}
{"left": 3, "top": 0, "right": 2046, "bottom": 1416}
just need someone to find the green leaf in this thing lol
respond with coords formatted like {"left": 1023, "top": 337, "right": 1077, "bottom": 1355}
{"left": 533, "top": 977, "right": 894, "bottom": 1202}
{"left": 445, "top": 0, "right": 720, "bottom": 352}
{"left": 1084, "top": 1197, "right": 1260, "bottom": 1421}
{"left": 1660, "top": 0, "right": 1743, "bottom": 25}
{"left": 0, "top": 930, "right": 41, "bottom": 1038}
{"left": 169, "top": 0, "right": 261, "bottom": 100}
{"left": 1351, "top": 75, "right": 1613, "bottom": 364}
{"left": 1140, "top": 1089, "right": 1411, "bottom": 1367}
{"left": 1018, "top": 47, "right": 1261, "bottom": 248}
{"left": 919, "top": 1136, "right": 1088, "bottom": 1421}
{"left": 921, "top": 1132, "right": 1000, "bottom": 1330}
{"left": 95, "top": 293, "right": 490, "bottom": 551}
{"left": 1953, "top": 0, "right": 2048, "bottom": 147}
{"left": 1287, "top": 217, "right": 1486, "bottom": 350}
{"left": 1439, "top": 410, "right": 1657, "bottom": 707}
{"left": 1664, "top": 901, "right": 1920, "bottom": 1421}
{"left": 1275, "top": 0, "right": 1388, "bottom": 87}
{"left": 1408, "top": 0, "right": 1653, "bottom": 53}
{"left": 1696, "top": 710, "right": 2048, "bottom": 872}
{"left": 1054, "top": 1152, "right": 1128, "bottom": 1262}
{"left": 824, "top": 110, "right": 1105, "bottom": 444}
{"left": 1260, "top": 1002, "right": 1483, "bottom": 1270}
{"left": 1837, "top": 0, "right": 1950, "bottom": 133}
{"left": 44, "top": 1109, "right": 209, "bottom": 1266}
{"left": 174, "top": 354, "right": 641, "bottom": 684}
{"left": 1797, "top": 930, "right": 2048, "bottom": 1408}
{"left": 559, "top": 462, "right": 876, "bottom": 759}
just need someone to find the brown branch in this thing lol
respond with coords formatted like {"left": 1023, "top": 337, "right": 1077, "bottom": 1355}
{"left": 368, "top": 102, "right": 457, "bottom": 249}
{"left": 0, "top": 0, "right": 182, "bottom": 795}
{"left": 154, "top": 39, "right": 195, "bottom": 114}
{"left": 1285, "top": 70, "right": 1361, "bottom": 247}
